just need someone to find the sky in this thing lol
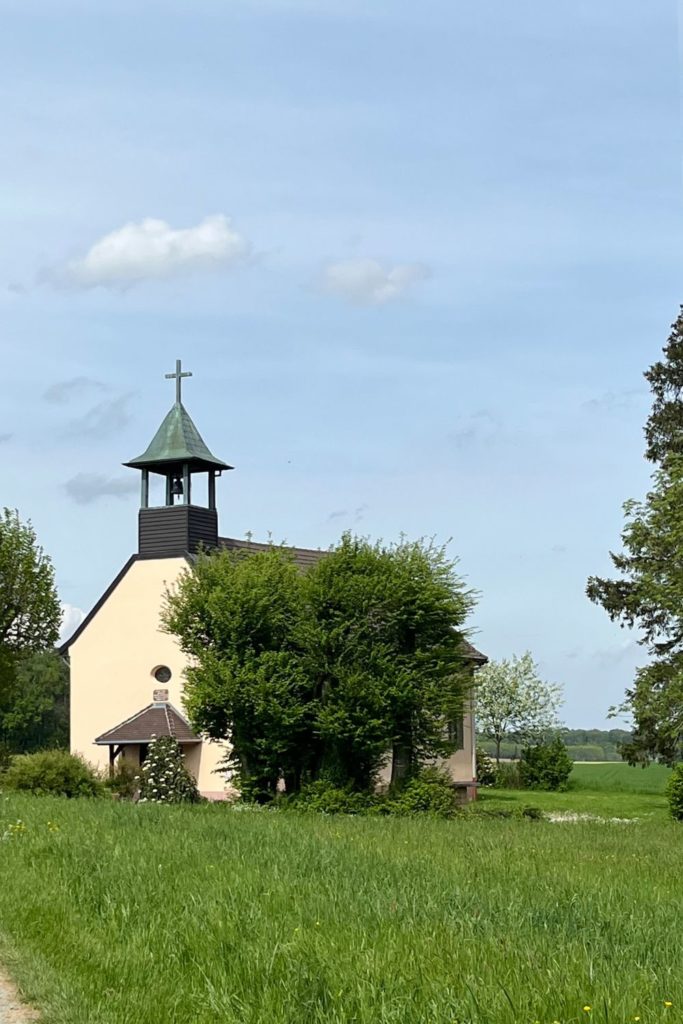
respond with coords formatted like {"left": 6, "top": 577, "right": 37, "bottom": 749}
{"left": 1, "top": 0, "right": 681, "bottom": 727}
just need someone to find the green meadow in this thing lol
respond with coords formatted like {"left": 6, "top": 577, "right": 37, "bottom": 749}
{"left": 0, "top": 763, "right": 680, "bottom": 1024}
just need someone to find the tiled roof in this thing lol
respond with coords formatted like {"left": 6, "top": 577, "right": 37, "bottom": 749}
{"left": 218, "top": 536, "right": 327, "bottom": 571}
{"left": 94, "top": 702, "right": 200, "bottom": 745}
{"left": 218, "top": 537, "right": 487, "bottom": 662}
{"left": 461, "top": 640, "right": 487, "bottom": 664}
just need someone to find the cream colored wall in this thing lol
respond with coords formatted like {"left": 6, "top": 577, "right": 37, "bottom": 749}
{"left": 69, "top": 556, "right": 231, "bottom": 797}
{"left": 440, "top": 697, "right": 476, "bottom": 783}
{"left": 376, "top": 698, "right": 476, "bottom": 789}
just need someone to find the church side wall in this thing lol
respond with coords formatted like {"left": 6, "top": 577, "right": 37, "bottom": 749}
{"left": 376, "top": 695, "right": 477, "bottom": 798}
{"left": 69, "top": 556, "right": 231, "bottom": 798}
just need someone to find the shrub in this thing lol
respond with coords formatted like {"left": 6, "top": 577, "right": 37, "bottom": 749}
{"left": 476, "top": 747, "right": 497, "bottom": 787}
{"left": 493, "top": 761, "right": 523, "bottom": 789}
{"left": 386, "top": 767, "right": 459, "bottom": 818}
{"left": 519, "top": 737, "right": 573, "bottom": 791}
{"left": 2, "top": 750, "right": 104, "bottom": 798}
{"left": 287, "top": 779, "right": 376, "bottom": 815}
{"left": 463, "top": 803, "right": 543, "bottom": 821}
{"left": 138, "top": 737, "right": 201, "bottom": 804}
{"left": 0, "top": 742, "right": 13, "bottom": 773}
{"left": 666, "top": 762, "right": 683, "bottom": 820}
{"left": 105, "top": 760, "right": 140, "bottom": 800}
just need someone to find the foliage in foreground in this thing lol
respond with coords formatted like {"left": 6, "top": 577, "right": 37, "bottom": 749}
{"left": 138, "top": 736, "right": 201, "bottom": 804}
{"left": 287, "top": 767, "right": 460, "bottom": 818}
{"left": 665, "top": 762, "right": 683, "bottom": 820}
{"left": 1, "top": 749, "right": 103, "bottom": 798}
{"left": 163, "top": 533, "right": 476, "bottom": 800}
{"left": 104, "top": 759, "right": 141, "bottom": 800}
{"left": 587, "top": 308, "right": 683, "bottom": 765}
{"left": 0, "top": 788, "right": 679, "bottom": 1024}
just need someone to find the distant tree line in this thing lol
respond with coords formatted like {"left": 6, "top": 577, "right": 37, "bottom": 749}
{"left": 479, "top": 728, "right": 633, "bottom": 762}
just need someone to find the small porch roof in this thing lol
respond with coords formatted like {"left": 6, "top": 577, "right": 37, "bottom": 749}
{"left": 94, "top": 702, "right": 201, "bottom": 745}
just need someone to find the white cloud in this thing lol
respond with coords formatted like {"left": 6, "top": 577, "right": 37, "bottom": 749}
{"left": 57, "top": 214, "right": 250, "bottom": 289}
{"left": 60, "top": 603, "right": 85, "bottom": 643}
{"left": 44, "top": 376, "right": 105, "bottom": 404}
{"left": 321, "top": 258, "right": 429, "bottom": 306}
{"left": 64, "top": 394, "right": 134, "bottom": 439}
{"left": 65, "top": 473, "right": 139, "bottom": 505}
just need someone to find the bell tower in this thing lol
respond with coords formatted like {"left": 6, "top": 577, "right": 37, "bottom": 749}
{"left": 124, "top": 360, "right": 232, "bottom": 558}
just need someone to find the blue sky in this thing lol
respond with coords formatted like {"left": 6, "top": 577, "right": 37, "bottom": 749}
{"left": 2, "top": 1, "right": 681, "bottom": 726}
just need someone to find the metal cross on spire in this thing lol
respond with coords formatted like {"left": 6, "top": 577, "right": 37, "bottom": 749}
{"left": 165, "top": 359, "right": 192, "bottom": 404}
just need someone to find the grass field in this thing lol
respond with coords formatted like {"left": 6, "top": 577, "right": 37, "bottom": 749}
{"left": 0, "top": 763, "right": 680, "bottom": 1024}
{"left": 479, "top": 761, "right": 672, "bottom": 821}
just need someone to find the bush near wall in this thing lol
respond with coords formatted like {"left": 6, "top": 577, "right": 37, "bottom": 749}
{"left": 138, "top": 736, "right": 201, "bottom": 805}
{"left": 476, "top": 748, "right": 497, "bottom": 786}
{"left": 2, "top": 750, "right": 104, "bottom": 798}
{"left": 281, "top": 768, "right": 460, "bottom": 819}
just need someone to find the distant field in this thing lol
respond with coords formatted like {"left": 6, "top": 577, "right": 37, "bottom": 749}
{"left": 570, "top": 760, "right": 671, "bottom": 794}
{"left": 0, "top": 776, "right": 681, "bottom": 1024}
{"left": 479, "top": 760, "right": 671, "bottom": 820}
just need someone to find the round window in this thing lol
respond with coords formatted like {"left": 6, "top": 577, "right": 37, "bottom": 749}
{"left": 153, "top": 665, "right": 172, "bottom": 683}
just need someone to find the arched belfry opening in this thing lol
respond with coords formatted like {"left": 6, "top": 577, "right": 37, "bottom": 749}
{"left": 124, "top": 360, "right": 233, "bottom": 558}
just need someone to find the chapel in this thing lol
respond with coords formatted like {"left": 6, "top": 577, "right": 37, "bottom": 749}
{"left": 62, "top": 362, "right": 483, "bottom": 799}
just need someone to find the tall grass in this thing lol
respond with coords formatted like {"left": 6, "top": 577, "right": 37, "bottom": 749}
{"left": 0, "top": 794, "right": 681, "bottom": 1024}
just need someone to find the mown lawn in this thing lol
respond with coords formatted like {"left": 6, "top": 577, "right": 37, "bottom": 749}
{"left": 0, "top": 779, "right": 681, "bottom": 1024}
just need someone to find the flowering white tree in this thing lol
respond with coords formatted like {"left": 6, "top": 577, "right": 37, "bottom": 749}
{"left": 137, "top": 736, "right": 200, "bottom": 804}
{"left": 475, "top": 652, "right": 563, "bottom": 762}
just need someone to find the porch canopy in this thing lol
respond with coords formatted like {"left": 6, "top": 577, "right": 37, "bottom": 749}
{"left": 95, "top": 701, "right": 201, "bottom": 768}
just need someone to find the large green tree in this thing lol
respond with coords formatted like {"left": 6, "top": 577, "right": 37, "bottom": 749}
{"left": 163, "top": 534, "right": 476, "bottom": 798}
{"left": 304, "top": 535, "right": 475, "bottom": 787}
{"left": 163, "top": 545, "right": 316, "bottom": 801}
{"left": 0, "top": 509, "right": 62, "bottom": 752}
{"left": 1, "top": 651, "right": 69, "bottom": 752}
{"left": 587, "top": 309, "right": 683, "bottom": 764}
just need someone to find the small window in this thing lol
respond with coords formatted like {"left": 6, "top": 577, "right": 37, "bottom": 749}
{"left": 153, "top": 665, "right": 172, "bottom": 683}
{"left": 447, "top": 716, "right": 464, "bottom": 751}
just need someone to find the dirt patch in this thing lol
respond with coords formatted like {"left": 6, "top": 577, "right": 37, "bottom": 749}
{"left": 0, "top": 967, "right": 39, "bottom": 1023}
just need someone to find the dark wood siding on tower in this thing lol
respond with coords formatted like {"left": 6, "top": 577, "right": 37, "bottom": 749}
{"left": 139, "top": 505, "right": 218, "bottom": 558}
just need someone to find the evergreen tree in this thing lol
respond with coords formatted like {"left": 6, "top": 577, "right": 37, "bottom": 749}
{"left": 587, "top": 309, "right": 683, "bottom": 764}
{"left": 643, "top": 307, "right": 683, "bottom": 463}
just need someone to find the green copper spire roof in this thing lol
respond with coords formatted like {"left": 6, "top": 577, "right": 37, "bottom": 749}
{"left": 124, "top": 401, "right": 231, "bottom": 473}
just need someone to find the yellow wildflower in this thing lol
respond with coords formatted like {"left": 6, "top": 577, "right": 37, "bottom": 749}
{"left": 583, "top": 1007, "right": 592, "bottom": 1013}
{"left": 664, "top": 1002, "right": 673, "bottom": 1008}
